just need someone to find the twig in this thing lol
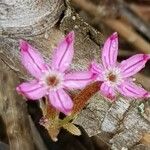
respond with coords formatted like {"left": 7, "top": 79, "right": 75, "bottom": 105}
{"left": 117, "top": 0, "right": 150, "bottom": 40}
{"left": 72, "top": 0, "right": 150, "bottom": 54}
{"left": 131, "top": 4, "right": 150, "bottom": 22}
{"left": 104, "top": 19, "right": 150, "bottom": 53}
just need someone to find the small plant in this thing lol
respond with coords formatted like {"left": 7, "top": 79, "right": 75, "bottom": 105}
{"left": 16, "top": 31, "right": 150, "bottom": 141}
{"left": 90, "top": 32, "right": 150, "bottom": 101}
{"left": 16, "top": 32, "right": 94, "bottom": 115}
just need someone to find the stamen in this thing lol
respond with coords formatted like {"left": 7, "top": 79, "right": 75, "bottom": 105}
{"left": 104, "top": 67, "right": 122, "bottom": 86}
{"left": 108, "top": 73, "right": 116, "bottom": 82}
{"left": 41, "top": 71, "right": 63, "bottom": 90}
{"left": 46, "top": 76, "right": 59, "bottom": 87}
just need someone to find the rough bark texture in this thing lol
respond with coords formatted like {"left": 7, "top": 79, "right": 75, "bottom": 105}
{"left": 0, "top": 0, "right": 64, "bottom": 36}
{"left": 0, "top": 59, "right": 35, "bottom": 150}
{"left": 0, "top": 0, "right": 150, "bottom": 150}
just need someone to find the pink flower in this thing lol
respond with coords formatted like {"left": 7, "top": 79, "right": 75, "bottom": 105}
{"left": 16, "top": 32, "right": 94, "bottom": 115}
{"left": 90, "top": 32, "right": 150, "bottom": 101}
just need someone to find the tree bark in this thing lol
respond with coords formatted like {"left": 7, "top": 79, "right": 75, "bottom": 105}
{"left": 0, "top": 59, "right": 35, "bottom": 150}
{"left": 0, "top": 0, "right": 64, "bottom": 36}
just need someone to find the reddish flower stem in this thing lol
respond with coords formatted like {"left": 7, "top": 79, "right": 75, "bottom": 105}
{"left": 72, "top": 81, "right": 102, "bottom": 114}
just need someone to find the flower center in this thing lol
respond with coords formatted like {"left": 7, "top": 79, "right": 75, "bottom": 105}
{"left": 41, "top": 71, "right": 64, "bottom": 90}
{"left": 103, "top": 68, "right": 122, "bottom": 87}
{"left": 107, "top": 73, "right": 117, "bottom": 82}
{"left": 46, "top": 76, "right": 59, "bottom": 87}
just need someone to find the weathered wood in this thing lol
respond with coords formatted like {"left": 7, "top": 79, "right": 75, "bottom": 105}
{"left": 116, "top": 0, "right": 150, "bottom": 40}
{"left": 0, "top": 0, "right": 64, "bottom": 36}
{"left": 105, "top": 100, "right": 150, "bottom": 150}
{"left": 29, "top": 116, "right": 48, "bottom": 150}
{"left": 0, "top": 59, "right": 35, "bottom": 150}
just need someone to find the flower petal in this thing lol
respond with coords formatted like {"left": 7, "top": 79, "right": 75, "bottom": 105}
{"left": 100, "top": 82, "right": 116, "bottom": 101}
{"left": 117, "top": 81, "right": 149, "bottom": 98}
{"left": 147, "top": 93, "right": 150, "bottom": 98}
{"left": 102, "top": 32, "right": 118, "bottom": 69}
{"left": 49, "top": 89, "right": 73, "bottom": 115}
{"left": 120, "top": 54, "right": 150, "bottom": 78}
{"left": 16, "top": 80, "right": 47, "bottom": 100}
{"left": 20, "top": 40, "right": 46, "bottom": 78}
{"left": 64, "top": 71, "right": 94, "bottom": 89}
{"left": 51, "top": 31, "right": 75, "bottom": 72}
{"left": 89, "top": 61, "right": 104, "bottom": 80}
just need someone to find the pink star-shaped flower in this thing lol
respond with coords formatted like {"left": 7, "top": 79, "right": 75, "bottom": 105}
{"left": 90, "top": 32, "right": 150, "bottom": 101}
{"left": 16, "top": 32, "right": 94, "bottom": 114}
